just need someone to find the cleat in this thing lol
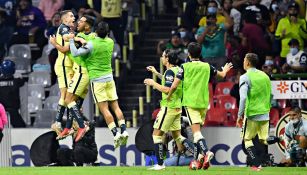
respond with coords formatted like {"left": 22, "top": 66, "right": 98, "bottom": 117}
{"left": 197, "top": 154, "right": 204, "bottom": 169}
{"left": 189, "top": 160, "right": 199, "bottom": 170}
{"left": 57, "top": 128, "right": 74, "bottom": 140}
{"left": 202, "top": 151, "right": 214, "bottom": 170}
{"left": 75, "top": 124, "right": 89, "bottom": 142}
{"left": 147, "top": 164, "right": 165, "bottom": 170}
{"left": 51, "top": 122, "right": 62, "bottom": 135}
{"left": 120, "top": 131, "right": 129, "bottom": 146}
{"left": 251, "top": 166, "right": 262, "bottom": 171}
{"left": 114, "top": 132, "right": 121, "bottom": 149}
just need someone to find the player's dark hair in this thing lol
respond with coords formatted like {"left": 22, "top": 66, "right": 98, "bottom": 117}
{"left": 96, "top": 21, "right": 109, "bottom": 38}
{"left": 60, "top": 10, "right": 72, "bottom": 19}
{"left": 83, "top": 15, "right": 95, "bottom": 27}
{"left": 187, "top": 42, "right": 201, "bottom": 59}
{"left": 245, "top": 53, "right": 258, "bottom": 67}
{"left": 167, "top": 50, "right": 179, "bottom": 66}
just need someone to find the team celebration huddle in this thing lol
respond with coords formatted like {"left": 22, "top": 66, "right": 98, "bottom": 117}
{"left": 49, "top": 10, "right": 128, "bottom": 148}
{"left": 48, "top": 8, "right": 275, "bottom": 171}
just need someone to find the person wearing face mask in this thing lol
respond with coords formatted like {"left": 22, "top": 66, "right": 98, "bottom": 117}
{"left": 275, "top": 2, "right": 307, "bottom": 65}
{"left": 283, "top": 106, "right": 307, "bottom": 166}
{"left": 282, "top": 38, "right": 307, "bottom": 73}
{"left": 198, "top": 0, "right": 226, "bottom": 27}
{"left": 261, "top": 55, "right": 279, "bottom": 78}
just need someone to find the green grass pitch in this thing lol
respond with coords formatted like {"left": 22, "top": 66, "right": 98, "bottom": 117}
{"left": 0, "top": 166, "right": 306, "bottom": 175}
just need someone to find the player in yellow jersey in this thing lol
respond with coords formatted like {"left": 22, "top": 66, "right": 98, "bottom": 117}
{"left": 50, "top": 15, "right": 96, "bottom": 142}
{"left": 50, "top": 10, "right": 75, "bottom": 135}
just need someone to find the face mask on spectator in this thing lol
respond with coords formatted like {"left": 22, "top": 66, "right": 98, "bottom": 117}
{"left": 264, "top": 60, "right": 274, "bottom": 66}
{"left": 272, "top": 4, "right": 278, "bottom": 12}
{"left": 290, "top": 47, "right": 298, "bottom": 55}
{"left": 290, "top": 118, "right": 301, "bottom": 127}
{"left": 179, "top": 31, "right": 187, "bottom": 38}
{"left": 207, "top": 7, "right": 217, "bottom": 14}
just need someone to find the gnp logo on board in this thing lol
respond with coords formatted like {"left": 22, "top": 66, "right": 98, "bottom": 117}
{"left": 276, "top": 81, "right": 289, "bottom": 94}
{"left": 275, "top": 110, "right": 307, "bottom": 153}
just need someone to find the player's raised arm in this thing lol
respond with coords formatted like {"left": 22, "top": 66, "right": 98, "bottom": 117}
{"left": 216, "top": 62, "right": 233, "bottom": 78}
{"left": 146, "top": 66, "right": 163, "bottom": 80}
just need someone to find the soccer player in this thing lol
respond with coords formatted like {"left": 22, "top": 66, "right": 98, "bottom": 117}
{"left": 69, "top": 21, "right": 129, "bottom": 148}
{"left": 50, "top": 15, "right": 97, "bottom": 141}
{"left": 167, "top": 42, "right": 233, "bottom": 170}
{"left": 236, "top": 53, "right": 271, "bottom": 171}
{"left": 144, "top": 49, "right": 194, "bottom": 170}
{"left": 50, "top": 10, "right": 75, "bottom": 135}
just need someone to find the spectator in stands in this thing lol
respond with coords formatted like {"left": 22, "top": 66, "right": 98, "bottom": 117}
{"left": 77, "top": 4, "right": 102, "bottom": 23}
{"left": 45, "top": 12, "right": 61, "bottom": 85}
{"left": 0, "top": 0, "right": 16, "bottom": 59}
{"left": 0, "top": 60, "right": 26, "bottom": 127}
{"left": 63, "top": 0, "right": 87, "bottom": 12}
{"left": 166, "top": 32, "right": 186, "bottom": 62}
{"left": 282, "top": 39, "right": 307, "bottom": 73}
{"left": 275, "top": 2, "right": 307, "bottom": 65}
{"left": 57, "top": 121, "right": 98, "bottom": 166}
{"left": 261, "top": 54, "right": 279, "bottom": 78}
{"left": 196, "top": 12, "right": 233, "bottom": 69}
{"left": 233, "top": 0, "right": 270, "bottom": 29}
{"left": 222, "top": 0, "right": 241, "bottom": 35}
{"left": 38, "top": 0, "right": 63, "bottom": 23}
{"left": 10, "top": 0, "right": 47, "bottom": 50}
{"left": 268, "top": 0, "right": 283, "bottom": 34}
{"left": 240, "top": 13, "right": 270, "bottom": 67}
{"left": 0, "top": 102, "right": 8, "bottom": 143}
{"left": 87, "top": 0, "right": 124, "bottom": 47}
{"left": 199, "top": 0, "right": 226, "bottom": 27}
{"left": 182, "top": 0, "right": 206, "bottom": 32}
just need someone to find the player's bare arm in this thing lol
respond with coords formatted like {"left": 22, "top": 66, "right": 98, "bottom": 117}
{"left": 146, "top": 66, "right": 162, "bottom": 79}
{"left": 144, "top": 79, "right": 169, "bottom": 94}
{"left": 216, "top": 62, "right": 233, "bottom": 78}
{"left": 49, "top": 35, "right": 70, "bottom": 53}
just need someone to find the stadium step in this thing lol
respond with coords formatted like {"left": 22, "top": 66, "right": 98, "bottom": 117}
{"left": 118, "top": 12, "right": 177, "bottom": 126}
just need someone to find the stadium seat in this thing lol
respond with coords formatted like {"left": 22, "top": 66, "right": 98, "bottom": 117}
{"left": 224, "top": 108, "right": 238, "bottom": 127}
{"left": 41, "top": 44, "right": 49, "bottom": 57}
{"left": 215, "top": 95, "right": 237, "bottom": 110}
{"left": 281, "top": 107, "right": 291, "bottom": 116}
{"left": 214, "top": 82, "right": 234, "bottom": 96}
{"left": 209, "top": 83, "right": 213, "bottom": 99}
{"left": 28, "top": 96, "right": 43, "bottom": 114}
{"left": 8, "top": 44, "right": 31, "bottom": 60}
{"left": 49, "top": 84, "right": 60, "bottom": 97}
{"left": 277, "top": 99, "right": 287, "bottom": 108}
{"left": 33, "top": 109, "right": 57, "bottom": 128}
{"left": 270, "top": 108, "right": 280, "bottom": 127}
{"left": 5, "top": 56, "right": 31, "bottom": 74}
{"left": 205, "top": 108, "right": 227, "bottom": 126}
{"left": 44, "top": 96, "right": 60, "bottom": 110}
{"left": 28, "top": 72, "right": 51, "bottom": 87}
{"left": 35, "top": 55, "right": 49, "bottom": 65}
{"left": 208, "top": 98, "right": 214, "bottom": 109}
{"left": 27, "top": 84, "right": 45, "bottom": 99}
